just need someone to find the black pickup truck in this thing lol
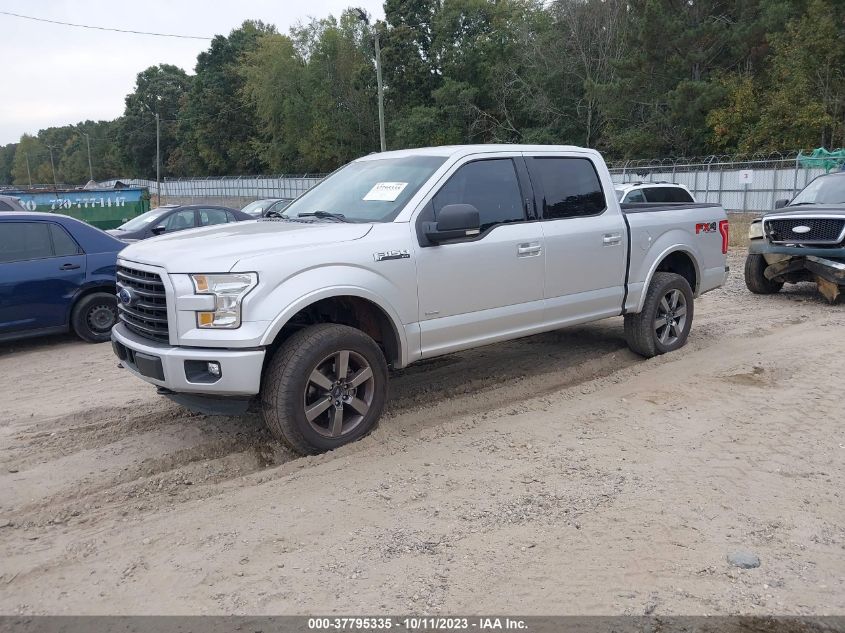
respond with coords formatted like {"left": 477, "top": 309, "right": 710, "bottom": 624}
{"left": 746, "top": 171, "right": 845, "bottom": 303}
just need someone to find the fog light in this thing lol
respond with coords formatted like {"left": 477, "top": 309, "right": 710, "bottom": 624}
{"left": 207, "top": 362, "right": 221, "bottom": 377}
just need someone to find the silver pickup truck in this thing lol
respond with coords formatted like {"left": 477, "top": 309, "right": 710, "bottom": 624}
{"left": 111, "top": 145, "right": 729, "bottom": 453}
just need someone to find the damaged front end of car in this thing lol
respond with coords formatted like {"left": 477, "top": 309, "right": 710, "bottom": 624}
{"left": 747, "top": 214, "right": 845, "bottom": 303}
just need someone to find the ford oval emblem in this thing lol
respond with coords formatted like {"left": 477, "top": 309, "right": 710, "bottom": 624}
{"left": 792, "top": 225, "right": 812, "bottom": 234}
{"left": 118, "top": 287, "right": 136, "bottom": 307}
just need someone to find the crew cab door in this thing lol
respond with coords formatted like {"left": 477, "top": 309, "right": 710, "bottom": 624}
{"left": 0, "top": 221, "right": 86, "bottom": 335}
{"left": 413, "top": 156, "right": 544, "bottom": 357}
{"left": 524, "top": 154, "right": 627, "bottom": 324}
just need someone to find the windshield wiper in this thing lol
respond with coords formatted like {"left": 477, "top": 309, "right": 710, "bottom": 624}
{"left": 296, "top": 211, "right": 350, "bottom": 223}
{"left": 787, "top": 202, "right": 815, "bottom": 206}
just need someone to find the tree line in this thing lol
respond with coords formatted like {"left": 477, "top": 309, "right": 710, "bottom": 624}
{"left": 1, "top": 0, "right": 842, "bottom": 186}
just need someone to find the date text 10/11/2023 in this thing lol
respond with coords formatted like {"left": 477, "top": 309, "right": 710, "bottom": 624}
{"left": 307, "top": 618, "right": 528, "bottom": 630}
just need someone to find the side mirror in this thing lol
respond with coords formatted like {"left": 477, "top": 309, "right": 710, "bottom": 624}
{"left": 774, "top": 199, "right": 789, "bottom": 209}
{"left": 151, "top": 224, "right": 166, "bottom": 235}
{"left": 424, "top": 204, "right": 481, "bottom": 244}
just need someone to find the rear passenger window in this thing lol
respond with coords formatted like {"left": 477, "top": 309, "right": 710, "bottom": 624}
{"left": 50, "top": 224, "right": 81, "bottom": 256}
{"left": 433, "top": 159, "right": 524, "bottom": 232}
{"left": 0, "top": 222, "right": 53, "bottom": 263}
{"left": 0, "top": 200, "right": 13, "bottom": 211}
{"left": 625, "top": 190, "right": 646, "bottom": 203}
{"left": 530, "top": 157, "right": 606, "bottom": 219}
{"left": 200, "top": 208, "right": 229, "bottom": 226}
{"left": 644, "top": 187, "right": 694, "bottom": 203}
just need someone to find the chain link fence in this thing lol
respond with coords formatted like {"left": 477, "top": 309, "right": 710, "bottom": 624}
{"left": 96, "top": 152, "right": 841, "bottom": 213}
{"left": 606, "top": 152, "right": 835, "bottom": 213}
{"left": 98, "top": 174, "right": 326, "bottom": 208}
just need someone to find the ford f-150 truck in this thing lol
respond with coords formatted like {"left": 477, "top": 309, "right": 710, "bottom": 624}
{"left": 111, "top": 145, "right": 729, "bottom": 454}
{"left": 745, "top": 171, "right": 845, "bottom": 303}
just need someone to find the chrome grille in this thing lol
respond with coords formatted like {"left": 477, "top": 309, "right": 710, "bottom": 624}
{"left": 765, "top": 217, "right": 845, "bottom": 245}
{"left": 116, "top": 265, "right": 170, "bottom": 343}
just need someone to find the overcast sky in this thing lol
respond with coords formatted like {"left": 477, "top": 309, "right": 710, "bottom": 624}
{"left": 0, "top": 0, "right": 385, "bottom": 145}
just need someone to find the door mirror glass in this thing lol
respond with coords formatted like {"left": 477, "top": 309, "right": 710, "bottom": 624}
{"left": 151, "top": 224, "right": 166, "bottom": 235}
{"left": 774, "top": 199, "right": 789, "bottom": 209}
{"left": 424, "top": 204, "right": 481, "bottom": 243}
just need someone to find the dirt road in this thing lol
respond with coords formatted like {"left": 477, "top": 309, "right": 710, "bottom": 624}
{"left": 1, "top": 250, "right": 843, "bottom": 615}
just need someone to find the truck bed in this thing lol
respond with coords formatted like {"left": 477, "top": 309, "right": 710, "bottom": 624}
{"left": 621, "top": 202, "right": 724, "bottom": 214}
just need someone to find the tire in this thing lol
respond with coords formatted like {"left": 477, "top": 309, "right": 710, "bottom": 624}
{"left": 624, "top": 272, "right": 694, "bottom": 358}
{"left": 260, "top": 324, "right": 388, "bottom": 454}
{"left": 71, "top": 292, "right": 118, "bottom": 343}
{"left": 744, "top": 254, "right": 783, "bottom": 294}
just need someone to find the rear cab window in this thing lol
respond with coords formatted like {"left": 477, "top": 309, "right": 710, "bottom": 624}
{"left": 527, "top": 157, "right": 606, "bottom": 219}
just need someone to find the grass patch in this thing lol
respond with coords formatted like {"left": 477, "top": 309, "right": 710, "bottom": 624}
{"left": 727, "top": 211, "right": 760, "bottom": 249}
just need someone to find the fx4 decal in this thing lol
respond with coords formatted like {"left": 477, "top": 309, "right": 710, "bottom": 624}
{"left": 696, "top": 220, "right": 730, "bottom": 254}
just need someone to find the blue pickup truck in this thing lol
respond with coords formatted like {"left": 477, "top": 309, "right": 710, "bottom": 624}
{"left": 0, "top": 212, "right": 126, "bottom": 343}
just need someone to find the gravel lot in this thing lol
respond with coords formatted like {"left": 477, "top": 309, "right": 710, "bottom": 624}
{"left": 0, "top": 249, "right": 843, "bottom": 615}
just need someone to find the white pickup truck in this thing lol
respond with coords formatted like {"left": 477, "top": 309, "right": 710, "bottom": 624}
{"left": 111, "top": 145, "right": 729, "bottom": 453}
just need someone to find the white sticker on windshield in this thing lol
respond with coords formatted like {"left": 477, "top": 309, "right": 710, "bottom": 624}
{"left": 363, "top": 182, "right": 408, "bottom": 202}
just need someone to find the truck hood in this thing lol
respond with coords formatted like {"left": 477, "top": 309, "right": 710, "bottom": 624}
{"left": 764, "top": 205, "right": 845, "bottom": 218}
{"left": 118, "top": 219, "right": 373, "bottom": 273}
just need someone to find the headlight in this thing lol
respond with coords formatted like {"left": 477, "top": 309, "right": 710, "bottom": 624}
{"left": 748, "top": 221, "right": 764, "bottom": 240}
{"left": 190, "top": 273, "right": 257, "bottom": 329}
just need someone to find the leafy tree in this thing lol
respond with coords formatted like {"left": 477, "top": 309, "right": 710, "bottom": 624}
{"left": 116, "top": 64, "right": 192, "bottom": 179}
{"left": 178, "top": 21, "right": 275, "bottom": 175}
{"left": 0, "top": 143, "right": 16, "bottom": 185}
{"left": 707, "top": 0, "right": 844, "bottom": 152}
{"left": 241, "top": 11, "right": 380, "bottom": 172}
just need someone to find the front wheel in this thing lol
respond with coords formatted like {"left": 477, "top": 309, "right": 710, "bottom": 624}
{"left": 260, "top": 324, "right": 388, "bottom": 454}
{"left": 624, "top": 272, "right": 695, "bottom": 358}
{"left": 71, "top": 292, "right": 118, "bottom": 343}
{"left": 744, "top": 254, "right": 784, "bottom": 294}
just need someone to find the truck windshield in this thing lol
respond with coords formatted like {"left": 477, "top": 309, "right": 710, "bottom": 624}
{"left": 282, "top": 155, "right": 447, "bottom": 223}
{"left": 790, "top": 174, "right": 845, "bottom": 206}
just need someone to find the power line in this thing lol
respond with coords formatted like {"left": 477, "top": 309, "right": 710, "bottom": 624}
{"left": 0, "top": 10, "right": 213, "bottom": 40}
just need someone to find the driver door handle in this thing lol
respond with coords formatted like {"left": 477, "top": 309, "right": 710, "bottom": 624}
{"left": 60, "top": 263, "right": 81, "bottom": 270}
{"left": 517, "top": 242, "right": 542, "bottom": 257}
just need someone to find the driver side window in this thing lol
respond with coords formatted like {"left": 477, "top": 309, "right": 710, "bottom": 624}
{"left": 432, "top": 159, "right": 525, "bottom": 233}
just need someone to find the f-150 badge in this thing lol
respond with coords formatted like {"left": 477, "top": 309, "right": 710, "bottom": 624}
{"left": 374, "top": 250, "right": 411, "bottom": 261}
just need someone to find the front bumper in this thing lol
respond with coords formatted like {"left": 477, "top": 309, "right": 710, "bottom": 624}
{"left": 111, "top": 323, "right": 265, "bottom": 396}
{"left": 749, "top": 239, "right": 845, "bottom": 259}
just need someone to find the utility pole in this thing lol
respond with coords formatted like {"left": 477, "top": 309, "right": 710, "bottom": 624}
{"left": 83, "top": 132, "right": 94, "bottom": 181}
{"left": 142, "top": 100, "right": 162, "bottom": 202}
{"left": 45, "top": 144, "right": 59, "bottom": 193}
{"left": 24, "top": 151, "right": 32, "bottom": 187}
{"left": 155, "top": 111, "right": 161, "bottom": 202}
{"left": 354, "top": 8, "right": 386, "bottom": 152}
{"left": 374, "top": 31, "right": 386, "bottom": 152}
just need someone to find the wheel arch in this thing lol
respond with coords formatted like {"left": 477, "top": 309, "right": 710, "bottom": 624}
{"left": 636, "top": 246, "right": 701, "bottom": 313}
{"left": 68, "top": 282, "right": 117, "bottom": 323}
{"left": 260, "top": 288, "right": 407, "bottom": 369}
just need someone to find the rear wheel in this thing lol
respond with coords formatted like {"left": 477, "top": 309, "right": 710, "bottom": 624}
{"left": 261, "top": 324, "right": 388, "bottom": 454}
{"left": 624, "top": 272, "right": 694, "bottom": 358}
{"left": 71, "top": 292, "right": 118, "bottom": 343}
{"left": 744, "top": 254, "right": 784, "bottom": 294}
